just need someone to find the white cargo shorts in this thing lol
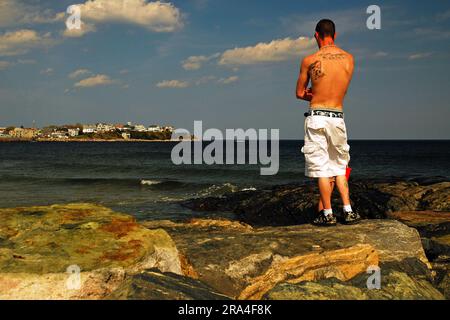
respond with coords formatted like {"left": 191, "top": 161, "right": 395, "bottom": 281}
{"left": 301, "top": 115, "right": 350, "bottom": 178}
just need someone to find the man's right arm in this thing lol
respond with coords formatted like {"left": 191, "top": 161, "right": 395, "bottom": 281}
{"left": 296, "top": 57, "right": 313, "bottom": 101}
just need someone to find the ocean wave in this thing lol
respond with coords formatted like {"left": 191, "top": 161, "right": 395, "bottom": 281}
{"left": 140, "top": 180, "right": 162, "bottom": 186}
{"left": 0, "top": 176, "right": 186, "bottom": 188}
{"left": 195, "top": 183, "right": 240, "bottom": 197}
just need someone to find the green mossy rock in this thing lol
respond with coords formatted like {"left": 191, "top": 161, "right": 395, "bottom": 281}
{"left": 264, "top": 270, "right": 445, "bottom": 300}
{"left": 0, "top": 203, "right": 180, "bottom": 274}
{"left": 0, "top": 203, "right": 184, "bottom": 299}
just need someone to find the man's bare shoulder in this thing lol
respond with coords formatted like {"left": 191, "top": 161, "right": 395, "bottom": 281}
{"left": 301, "top": 53, "right": 318, "bottom": 67}
{"left": 337, "top": 48, "right": 354, "bottom": 61}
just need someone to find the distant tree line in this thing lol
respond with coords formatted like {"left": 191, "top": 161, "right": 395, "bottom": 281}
{"left": 130, "top": 130, "right": 172, "bottom": 140}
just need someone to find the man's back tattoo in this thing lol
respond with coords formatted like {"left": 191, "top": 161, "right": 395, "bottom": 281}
{"left": 309, "top": 61, "right": 325, "bottom": 80}
{"left": 318, "top": 53, "right": 347, "bottom": 60}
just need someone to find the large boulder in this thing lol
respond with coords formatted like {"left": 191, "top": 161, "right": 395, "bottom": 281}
{"left": 264, "top": 270, "right": 444, "bottom": 300}
{"left": 107, "top": 269, "right": 231, "bottom": 300}
{"left": 376, "top": 182, "right": 450, "bottom": 212}
{"left": 387, "top": 211, "right": 450, "bottom": 299}
{"left": 143, "top": 219, "right": 436, "bottom": 299}
{"left": 387, "top": 211, "right": 450, "bottom": 259}
{"left": 181, "top": 181, "right": 450, "bottom": 227}
{"left": 238, "top": 244, "right": 378, "bottom": 300}
{"left": 0, "top": 204, "right": 183, "bottom": 299}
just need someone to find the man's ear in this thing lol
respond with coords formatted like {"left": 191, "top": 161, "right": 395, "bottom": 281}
{"left": 314, "top": 31, "right": 319, "bottom": 40}
{"left": 333, "top": 32, "right": 338, "bottom": 40}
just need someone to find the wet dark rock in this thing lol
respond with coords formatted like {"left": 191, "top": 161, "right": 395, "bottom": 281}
{"left": 107, "top": 269, "right": 231, "bottom": 300}
{"left": 181, "top": 181, "right": 450, "bottom": 227}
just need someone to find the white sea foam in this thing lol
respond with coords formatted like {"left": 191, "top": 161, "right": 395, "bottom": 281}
{"left": 196, "top": 182, "right": 239, "bottom": 197}
{"left": 140, "top": 180, "right": 162, "bottom": 186}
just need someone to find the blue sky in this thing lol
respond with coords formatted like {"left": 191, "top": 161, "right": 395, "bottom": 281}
{"left": 0, "top": 0, "right": 449, "bottom": 139}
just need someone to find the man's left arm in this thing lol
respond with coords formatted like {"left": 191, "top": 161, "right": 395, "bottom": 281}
{"left": 296, "top": 58, "right": 313, "bottom": 101}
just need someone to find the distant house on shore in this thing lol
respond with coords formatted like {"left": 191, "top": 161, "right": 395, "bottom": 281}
{"left": 123, "top": 122, "right": 134, "bottom": 131}
{"left": 148, "top": 125, "right": 162, "bottom": 132}
{"left": 163, "top": 126, "right": 175, "bottom": 132}
{"left": 9, "top": 128, "right": 39, "bottom": 139}
{"left": 50, "top": 131, "right": 68, "bottom": 139}
{"left": 134, "top": 124, "right": 147, "bottom": 132}
{"left": 68, "top": 128, "right": 79, "bottom": 137}
{"left": 96, "top": 123, "right": 114, "bottom": 132}
{"left": 82, "top": 125, "right": 96, "bottom": 134}
{"left": 0, "top": 127, "right": 8, "bottom": 138}
{"left": 121, "top": 132, "right": 131, "bottom": 140}
{"left": 115, "top": 124, "right": 125, "bottom": 131}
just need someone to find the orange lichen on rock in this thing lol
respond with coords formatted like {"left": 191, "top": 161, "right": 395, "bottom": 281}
{"left": 100, "top": 217, "right": 138, "bottom": 238}
{"left": 238, "top": 244, "right": 379, "bottom": 300}
{"left": 388, "top": 211, "right": 450, "bottom": 227}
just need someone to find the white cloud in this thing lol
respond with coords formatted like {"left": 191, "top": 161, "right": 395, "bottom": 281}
{"left": 69, "top": 69, "right": 92, "bottom": 79}
{"left": 70, "top": 0, "right": 183, "bottom": 36}
{"left": 182, "top": 53, "right": 219, "bottom": 70}
{"left": 182, "top": 55, "right": 209, "bottom": 71}
{"left": 218, "top": 76, "right": 239, "bottom": 85}
{"left": 367, "top": 51, "right": 389, "bottom": 59}
{"left": 408, "top": 52, "right": 432, "bottom": 60}
{"left": 0, "top": 29, "right": 55, "bottom": 56}
{"left": 62, "top": 22, "right": 96, "bottom": 38}
{"left": 40, "top": 68, "right": 54, "bottom": 76}
{"left": 0, "top": 0, "right": 63, "bottom": 27}
{"left": 0, "top": 58, "right": 36, "bottom": 71}
{"left": 373, "top": 51, "right": 388, "bottom": 58}
{"left": 157, "top": 76, "right": 240, "bottom": 88}
{"left": 74, "top": 74, "right": 116, "bottom": 88}
{"left": 156, "top": 80, "right": 190, "bottom": 88}
{"left": 218, "top": 36, "right": 316, "bottom": 66}
{"left": 183, "top": 37, "right": 315, "bottom": 69}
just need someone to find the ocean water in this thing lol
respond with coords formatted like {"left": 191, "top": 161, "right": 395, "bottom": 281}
{"left": 0, "top": 140, "right": 448, "bottom": 220}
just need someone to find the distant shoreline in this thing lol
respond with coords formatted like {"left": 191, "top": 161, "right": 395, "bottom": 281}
{"left": 0, "top": 138, "right": 447, "bottom": 143}
{"left": 0, "top": 138, "right": 177, "bottom": 143}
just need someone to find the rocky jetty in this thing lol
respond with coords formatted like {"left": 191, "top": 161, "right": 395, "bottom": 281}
{"left": 1, "top": 180, "right": 449, "bottom": 300}
{"left": 181, "top": 181, "right": 450, "bottom": 226}
{"left": 178, "top": 180, "right": 449, "bottom": 299}
{"left": 143, "top": 218, "right": 444, "bottom": 300}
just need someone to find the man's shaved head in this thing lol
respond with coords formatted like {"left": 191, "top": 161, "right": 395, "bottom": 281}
{"left": 315, "top": 19, "right": 336, "bottom": 39}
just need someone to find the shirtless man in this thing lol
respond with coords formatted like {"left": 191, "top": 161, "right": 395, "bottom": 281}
{"left": 296, "top": 19, "right": 361, "bottom": 226}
